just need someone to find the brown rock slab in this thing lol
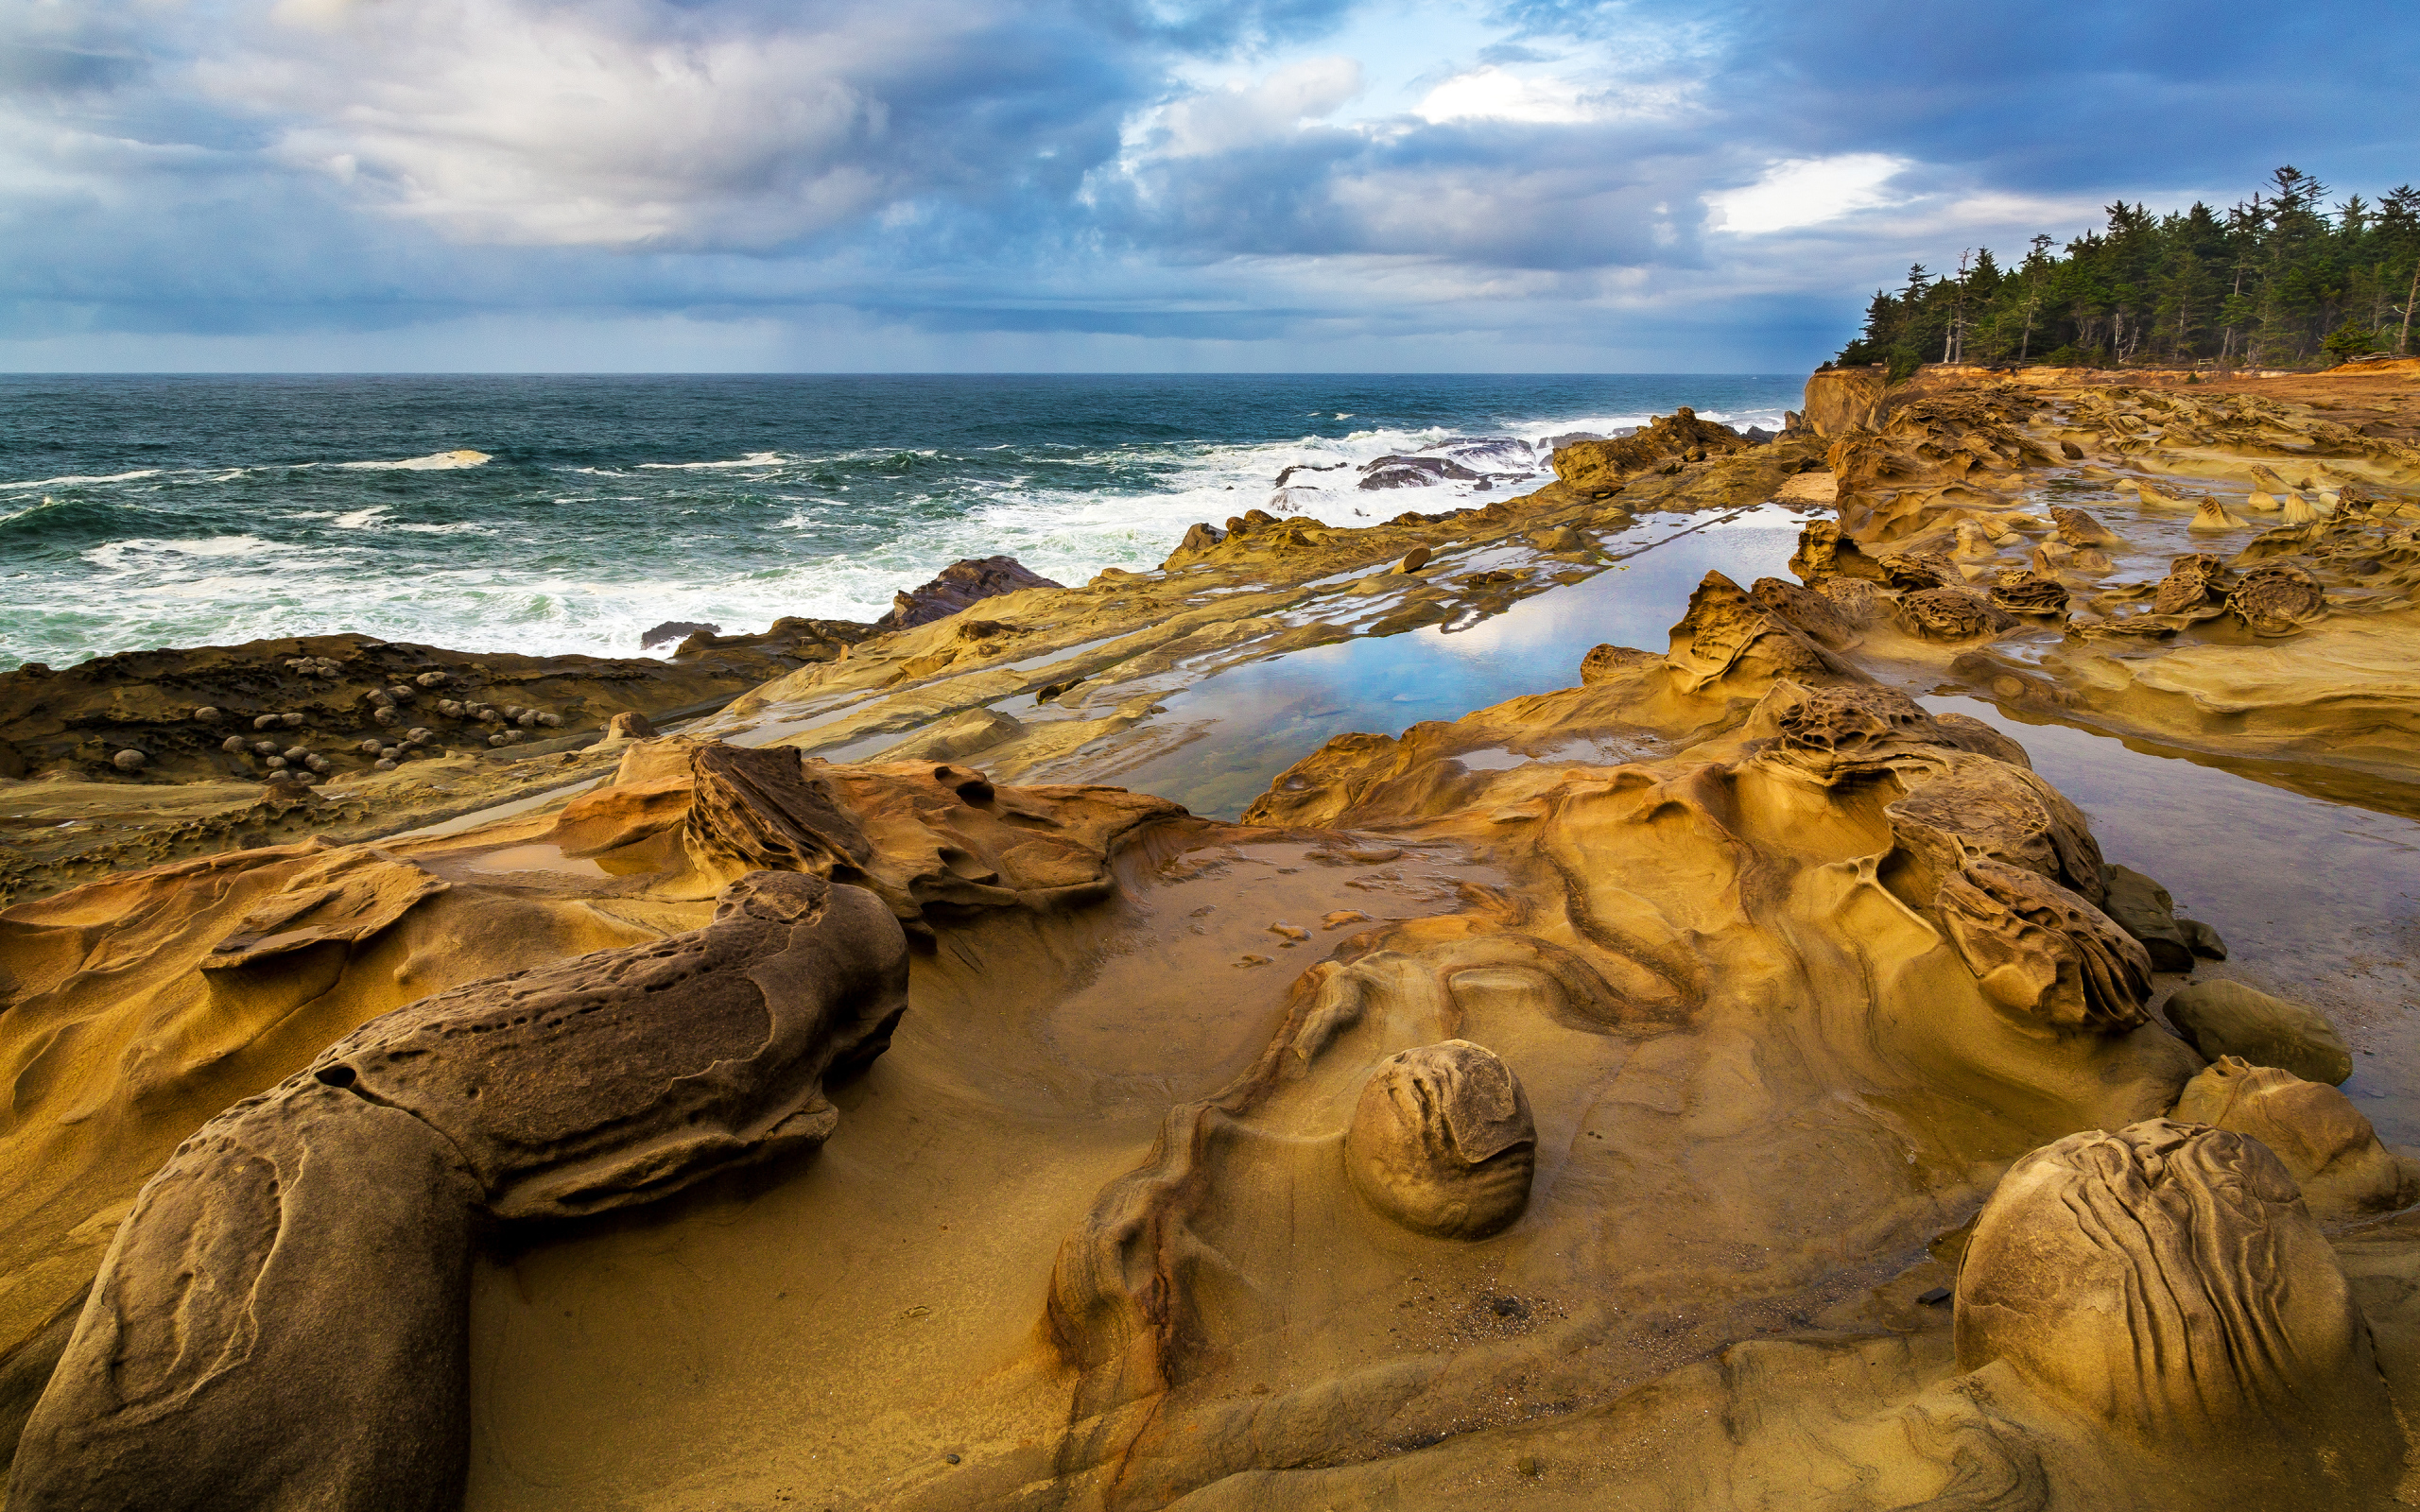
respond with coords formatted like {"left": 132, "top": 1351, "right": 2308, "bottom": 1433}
{"left": 2165, "top": 978, "right": 2353, "bottom": 1085}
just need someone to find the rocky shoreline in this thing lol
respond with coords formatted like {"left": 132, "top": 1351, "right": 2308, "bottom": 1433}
{"left": 7, "top": 362, "right": 2420, "bottom": 1510}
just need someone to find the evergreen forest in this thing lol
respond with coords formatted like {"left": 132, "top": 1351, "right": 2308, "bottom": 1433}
{"left": 1833, "top": 167, "right": 2420, "bottom": 378}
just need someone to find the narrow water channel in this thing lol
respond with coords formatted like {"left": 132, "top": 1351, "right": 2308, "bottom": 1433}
{"left": 1090, "top": 506, "right": 1813, "bottom": 816}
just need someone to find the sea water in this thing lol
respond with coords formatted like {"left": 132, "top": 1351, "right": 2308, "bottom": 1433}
{"left": 0, "top": 373, "right": 1797, "bottom": 670}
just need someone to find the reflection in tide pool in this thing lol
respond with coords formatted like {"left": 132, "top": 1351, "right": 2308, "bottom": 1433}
{"left": 1095, "top": 507, "right": 1811, "bottom": 817}
{"left": 1929, "top": 696, "right": 2420, "bottom": 1144}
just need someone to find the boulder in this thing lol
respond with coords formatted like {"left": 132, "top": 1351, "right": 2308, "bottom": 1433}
{"left": 599, "top": 710, "right": 660, "bottom": 743}
{"left": 1344, "top": 1040, "right": 1535, "bottom": 1240}
{"left": 2152, "top": 554, "right": 2229, "bottom": 615}
{"left": 640, "top": 619, "right": 719, "bottom": 650}
{"left": 1987, "top": 569, "right": 2068, "bottom": 616}
{"left": 1579, "top": 644, "right": 1661, "bottom": 684}
{"left": 2100, "top": 863, "right": 2225, "bottom": 971}
{"left": 1955, "top": 1121, "right": 2399, "bottom": 1486}
{"left": 2226, "top": 563, "right": 2325, "bottom": 635}
{"left": 1897, "top": 588, "right": 2015, "bottom": 641}
{"left": 2165, "top": 979, "right": 2353, "bottom": 1085}
{"left": 874, "top": 556, "right": 1063, "bottom": 632}
{"left": 2172, "top": 1057, "right": 2413, "bottom": 1216}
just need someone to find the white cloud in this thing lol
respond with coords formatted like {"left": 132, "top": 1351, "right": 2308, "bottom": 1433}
{"left": 1703, "top": 153, "right": 1909, "bottom": 234}
{"left": 178, "top": 0, "right": 1119, "bottom": 249}
{"left": 1148, "top": 57, "right": 1364, "bottom": 159}
{"left": 1414, "top": 66, "right": 1591, "bottom": 125}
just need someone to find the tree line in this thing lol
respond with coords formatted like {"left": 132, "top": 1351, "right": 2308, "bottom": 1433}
{"left": 1833, "top": 167, "right": 2420, "bottom": 378}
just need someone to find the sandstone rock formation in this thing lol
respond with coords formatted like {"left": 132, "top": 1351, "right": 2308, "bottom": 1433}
{"left": 1547, "top": 407, "right": 1751, "bottom": 495}
{"left": 2172, "top": 1057, "right": 2413, "bottom": 1216}
{"left": 1343, "top": 1040, "right": 1536, "bottom": 1240}
{"left": 2165, "top": 978, "right": 2354, "bottom": 1085}
{"left": 1955, "top": 1121, "right": 2402, "bottom": 1499}
{"left": 7, "top": 870, "right": 908, "bottom": 1512}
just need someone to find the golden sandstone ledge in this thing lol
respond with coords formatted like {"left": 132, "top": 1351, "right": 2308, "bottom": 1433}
{"left": 6, "top": 360, "right": 2420, "bottom": 1510}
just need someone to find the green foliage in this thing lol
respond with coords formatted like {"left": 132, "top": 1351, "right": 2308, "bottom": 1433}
{"left": 1835, "top": 168, "right": 2420, "bottom": 371}
{"left": 2325, "top": 322, "right": 2379, "bottom": 359}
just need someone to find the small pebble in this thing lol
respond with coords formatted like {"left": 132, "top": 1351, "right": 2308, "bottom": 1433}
{"left": 193, "top": 706, "right": 222, "bottom": 723}
{"left": 254, "top": 714, "right": 281, "bottom": 730}
{"left": 266, "top": 756, "right": 287, "bottom": 769}
{"left": 284, "top": 747, "right": 310, "bottom": 763}
{"left": 370, "top": 689, "right": 396, "bottom": 708}
{"left": 516, "top": 711, "right": 539, "bottom": 728}
{"left": 254, "top": 740, "right": 281, "bottom": 756}
{"left": 373, "top": 759, "right": 396, "bottom": 771}
{"left": 943, "top": 1454, "right": 960, "bottom": 1466}
{"left": 373, "top": 707, "right": 400, "bottom": 727}
{"left": 357, "top": 739, "right": 384, "bottom": 754}
{"left": 280, "top": 713, "right": 305, "bottom": 729}
{"left": 1268, "top": 922, "right": 1310, "bottom": 942}
{"left": 1917, "top": 1286, "right": 1952, "bottom": 1306}
{"left": 222, "top": 735, "right": 250, "bottom": 753}
{"left": 111, "top": 748, "right": 147, "bottom": 771}
{"left": 386, "top": 685, "right": 414, "bottom": 702}
{"left": 1236, "top": 954, "right": 1273, "bottom": 968}
{"left": 414, "top": 671, "right": 447, "bottom": 687}
{"left": 537, "top": 712, "right": 563, "bottom": 728}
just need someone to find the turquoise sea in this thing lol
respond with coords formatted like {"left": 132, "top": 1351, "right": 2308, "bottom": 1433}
{"left": 0, "top": 373, "right": 1799, "bottom": 670}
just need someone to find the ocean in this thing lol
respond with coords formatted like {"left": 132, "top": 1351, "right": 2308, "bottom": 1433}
{"left": 0, "top": 373, "right": 1800, "bottom": 671}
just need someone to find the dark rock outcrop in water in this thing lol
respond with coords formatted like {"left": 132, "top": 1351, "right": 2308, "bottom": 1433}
{"left": 874, "top": 556, "right": 1063, "bottom": 631}
{"left": 1357, "top": 455, "right": 1485, "bottom": 490}
{"left": 5, "top": 869, "right": 908, "bottom": 1512}
{"left": 641, "top": 619, "right": 720, "bottom": 649}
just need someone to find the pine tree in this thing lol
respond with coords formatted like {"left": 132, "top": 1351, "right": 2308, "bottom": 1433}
{"left": 1832, "top": 167, "right": 2416, "bottom": 372}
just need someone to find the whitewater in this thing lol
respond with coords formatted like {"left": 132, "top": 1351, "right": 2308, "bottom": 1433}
{"left": 0, "top": 373, "right": 1799, "bottom": 669}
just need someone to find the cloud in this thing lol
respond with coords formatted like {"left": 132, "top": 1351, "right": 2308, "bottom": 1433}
{"left": 1704, "top": 154, "right": 1909, "bottom": 234}
{"left": 2, "top": 0, "right": 2416, "bottom": 370}
{"left": 1414, "top": 66, "right": 1592, "bottom": 124}
{"left": 1148, "top": 57, "right": 1364, "bottom": 158}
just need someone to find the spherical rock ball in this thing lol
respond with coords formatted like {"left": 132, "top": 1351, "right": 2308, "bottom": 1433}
{"left": 358, "top": 739, "right": 384, "bottom": 755}
{"left": 253, "top": 741, "right": 281, "bottom": 757}
{"left": 372, "top": 706, "right": 400, "bottom": 727}
{"left": 414, "top": 671, "right": 447, "bottom": 688}
{"left": 221, "top": 736, "right": 249, "bottom": 754}
{"left": 265, "top": 756, "right": 287, "bottom": 770}
{"left": 1344, "top": 1040, "right": 1536, "bottom": 1240}
{"left": 111, "top": 748, "right": 147, "bottom": 772}
{"left": 193, "top": 706, "right": 222, "bottom": 723}
{"left": 279, "top": 713, "right": 306, "bottom": 729}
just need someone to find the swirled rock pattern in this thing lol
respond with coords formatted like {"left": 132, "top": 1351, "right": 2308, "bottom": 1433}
{"left": 7, "top": 871, "right": 908, "bottom": 1512}
{"left": 1956, "top": 1121, "right": 2401, "bottom": 1494}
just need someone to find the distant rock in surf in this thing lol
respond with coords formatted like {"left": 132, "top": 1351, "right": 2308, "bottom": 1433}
{"left": 875, "top": 556, "right": 1063, "bottom": 632}
{"left": 642, "top": 620, "right": 721, "bottom": 649}
{"left": 1357, "top": 455, "right": 1483, "bottom": 490}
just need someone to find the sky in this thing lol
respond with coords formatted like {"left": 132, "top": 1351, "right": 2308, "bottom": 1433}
{"left": 3, "top": 0, "right": 2414, "bottom": 372}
